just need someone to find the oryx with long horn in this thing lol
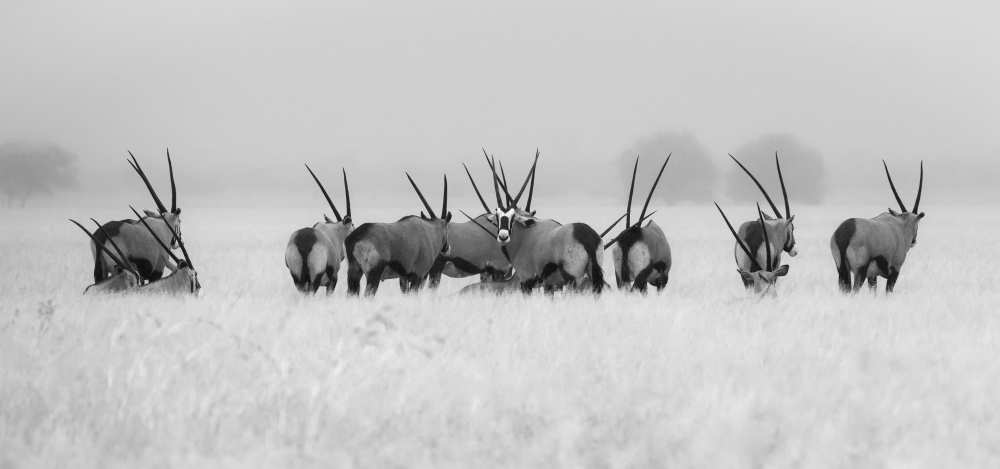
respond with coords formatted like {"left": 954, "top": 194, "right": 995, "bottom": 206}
{"left": 91, "top": 150, "right": 183, "bottom": 282}
{"left": 344, "top": 173, "right": 452, "bottom": 296}
{"left": 480, "top": 152, "right": 605, "bottom": 293}
{"left": 70, "top": 219, "right": 141, "bottom": 294}
{"left": 285, "top": 164, "right": 355, "bottom": 293}
{"left": 716, "top": 202, "right": 790, "bottom": 294}
{"left": 728, "top": 152, "right": 797, "bottom": 288}
{"left": 427, "top": 155, "right": 533, "bottom": 288}
{"left": 128, "top": 206, "right": 201, "bottom": 295}
{"left": 831, "top": 160, "right": 925, "bottom": 293}
{"left": 605, "top": 154, "right": 673, "bottom": 292}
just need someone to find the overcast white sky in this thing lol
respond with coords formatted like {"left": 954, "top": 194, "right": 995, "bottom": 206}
{"left": 1, "top": 0, "right": 997, "bottom": 204}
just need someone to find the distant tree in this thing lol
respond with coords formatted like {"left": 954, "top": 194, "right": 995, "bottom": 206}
{"left": 617, "top": 131, "right": 717, "bottom": 203}
{"left": 725, "top": 134, "right": 826, "bottom": 204}
{"left": 0, "top": 141, "right": 79, "bottom": 207}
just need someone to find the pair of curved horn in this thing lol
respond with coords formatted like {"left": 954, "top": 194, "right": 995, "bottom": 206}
{"left": 883, "top": 160, "right": 924, "bottom": 213}
{"left": 128, "top": 150, "right": 177, "bottom": 214}
{"left": 624, "top": 153, "right": 672, "bottom": 229}
{"left": 69, "top": 219, "right": 140, "bottom": 278}
{"left": 729, "top": 152, "right": 790, "bottom": 219}
{"left": 756, "top": 203, "right": 773, "bottom": 271}
{"left": 480, "top": 148, "right": 539, "bottom": 212}
{"left": 305, "top": 164, "right": 352, "bottom": 222}
{"left": 405, "top": 172, "right": 447, "bottom": 219}
{"left": 715, "top": 202, "right": 765, "bottom": 272}
{"left": 130, "top": 206, "right": 194, "bottom": 269}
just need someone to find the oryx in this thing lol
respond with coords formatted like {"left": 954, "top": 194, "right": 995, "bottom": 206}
{"left": 728, "top": 153, "right": 797, "bottom": 288}
{"left": 831, "top": 160, "right": 925, "bottom": 293}
{"left": 427, "top": 156, "right": 533, "bottom": 288}
{"left": 344, "top": 173, "right": 452, "bottom": 296}
{"left": 715, "top": 202, "right": 790, "bottom": 294}
{"left": 478, "top": 153, "right": 605, "bottom": 294}
{"left": 92, "top": 150, "right": 183, "bottom": 282}
{"left": 285, "top": 164, "right": 355, "bottom": 293}
{"left": 605, "top": 154, "right": 673, "bottom": 292}
{"left": 70, "top": 219, "right": 141, "bottom": 294}
{"left": 128, "top": 206, "right": 201, "bottom": 295}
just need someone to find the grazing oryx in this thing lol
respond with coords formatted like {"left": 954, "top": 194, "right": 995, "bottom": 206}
{"left": 285, "top": 164, "right": 355, "bottom": 293}
{"left": 728, "top": 153, "right": 797, "bottom": 288}
{"left": 129, "top": 206, "right": 201, "bottom": 295}
{"left": 605, "top": 154, "right": 673, "bottom": 292}
{"left": 70, "top": 219, "right": 141, "bottom": 294}
{"left": 831, "top": 160, "right": 925, "bottom": 293}
{"left": 92, "top": 150, "right": 183, "bottom": 282}
{"left": 427, "top": 157, "right": 532, "bottom": 287}
{"left": 716, "top": 202, "right": 790, "bottom": 294}
{"left": 344, "top": 173, "right": 452, "bottom": 296}
{"left": 478, "top": 154, "right": 605, "bottom": 293}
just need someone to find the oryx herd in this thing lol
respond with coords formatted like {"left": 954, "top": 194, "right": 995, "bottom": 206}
{"left": 73, "top": 149, "right": 926, "bottom": 297}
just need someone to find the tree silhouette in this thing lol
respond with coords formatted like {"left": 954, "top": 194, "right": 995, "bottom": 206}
{"left": 0, "top": 141, "right": 79, "bottom": 207}
{"left": 725, "top": 134, "right": 826, "bottom": 204}
{"left": 617, "top": 131, "right": 717, "bottom": 203}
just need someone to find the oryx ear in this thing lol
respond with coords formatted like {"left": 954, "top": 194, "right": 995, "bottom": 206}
{"left": 888, "top": 208, "right": 899, "bottom": 216}
{"left": 143, "top": 209, "right": 157, "bottom": 218}
{"left": 530, "top": 210, "right": 537, "bottom": 216}
{"left": 324, "top": 214, "right": 334, "bottom": 223}
{"left": 917, "top": 212, "right": 925, "bottom": 219}
{"left": 343, "top": 215, "right": 352, "bottom": 224}
{"left": 444, "top": 212, "right": 452, "bottom": 222}
{"left": 420, "top": 211, "right": 427, "bottom": 220}
{"left": 786, "top": 215, "right": 795, "bottom": 224}
{"left": 774, "top": 265, "right": 790, "bottom": 276}
{"left": 524, "top": 218, "right": 536, "bottom": 227}
{"left": 174, "top": 208, "right": 182, "bottom": 215}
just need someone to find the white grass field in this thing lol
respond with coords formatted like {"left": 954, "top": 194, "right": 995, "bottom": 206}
{"left": 2, "top": 203, "right": 999, "bottom": 468}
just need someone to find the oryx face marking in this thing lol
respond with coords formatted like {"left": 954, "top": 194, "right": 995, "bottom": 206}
{"left": 495, "top": 208, "right": 516, "bottom": 245}
{"left": 783, "top": 218, "right": 797, "bottom": 257}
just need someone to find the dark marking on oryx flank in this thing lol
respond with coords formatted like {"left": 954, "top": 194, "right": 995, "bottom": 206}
{"left": 615, "top": 226, "right": 643, "bottom": 284}
{"left": 833, "top": 218, "right": 856, "bottom": 293}
{"left": 571, "top": 223, "right": 604, "bottom": 293}
{"left": 872, "top": 255, "right": 890, "bottom": 277}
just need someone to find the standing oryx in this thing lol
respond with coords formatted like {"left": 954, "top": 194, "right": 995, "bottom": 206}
{"left": 344, "top": 173, "right": 452, "bottom": 296}
{"left": 831, "top": 160, "right": 925, "bottom": 293}
{"left": 728, "top": 153, "right": 797, "bottom": 288}
{"left": 92, "top": 150, "right": 183, "bottom": 282}
{"left": 475, "top": 153, "right": 606, "bottom": 294}
{"left": 70, "top": 219, "right": 141, "bottom": 294}
{"left": 427, "top": 157, "right": 532, "bottom": 287}
{"left": 285, "top": 164, "right": 355, "bottom": 294}
{"left": 715, "top": 202, "right": 790, "bottom": 294}
{"left": 606, "top": 154, "right": 673, "bottom": 292}
{"left": 128, "top": 206, "right": 201, "bottom": 295}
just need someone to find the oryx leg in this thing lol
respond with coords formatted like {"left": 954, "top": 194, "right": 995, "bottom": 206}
{"left": 632, "top": 266, "right": 652, "bottom": 294}
{"left": 347, "top": 263, "right": 363, "bottom": 295}
{"left": 886, "top": 267, "right": 900, "bottom": 293}
{"left": 852, "top": 263, "right": 868, "bottom": 293}
{"left": 326, "top": 266, "right": 337, "bottom": 294}
{"left": 365, "top": 263, "right": 386, "bottom": 296}
{"left": 428, "top": 257, "right": 447, "bottom": 288}
{"left": 311, "top": 272, "right": 324, "bottom": 294}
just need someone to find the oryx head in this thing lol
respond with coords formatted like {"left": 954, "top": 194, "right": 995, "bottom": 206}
{"left": 729, "top": 152, "right": 797, "bottom": 257}
{"left": 883, "top": 160, "right": 926, "bottom": 247}
{"left": 305, "top": 164, "right": 355, "bottom": 239}
{"left": 603, "top": 153, "right": 671, "bottom": 249}
{"left": 130, "top": 205, "right": 201, "bottom": 293}
{"left": 128, "top": 149, "right": 182, "bottom": 248}
{"left": 470, "top": 149, "right": 540, "bottom": 246}
{"left": 405, "top": 171, "right": 453, "bottom": 256}
{"left": 716, "top": 202, "right": 790, "bottom": 295}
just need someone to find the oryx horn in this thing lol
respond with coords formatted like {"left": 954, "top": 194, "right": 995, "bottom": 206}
{"left": 625, "top": 155, "right": 639, "bottom": 228}
{"left": 714, "top": 202, "right": 764, "bottom": 271}
{"left": 525, "top": 151, "right": 537, "bottom": 212}
{"left": 167, "top": 148, "right": 177, "bottom": 212}
{"left": 305, "top": 163, "right": 343, "bottom": 221}
{"left": 405, "top": 172, "right": 437, "bottom": 219}
{"left": 69, "top": 219, "right": 134, "bottom": 275}
{"left": 912, "top": 161, "right": 924, "bottom": 213}
{"left": 882, "top": 160, "right": 908, "bottom": 213}
{"left": 600, "top": 213, "right": 628, "bottom": 238}
{"left": 342, "top": 168, "right": 352, "bottom": 220}
{"left": 483, "top": 148, "right": 505, "bottom": 209}
{"left": 463, "top": 163, "right": 492, "bottom": 214}
{"left": 441, "top": 174, "right": 448, "bottom": 217}
{"left": 512, "top": 149, "right": 539, "bottom": 205}
{"left": 775, "top": 152, "right": 790, "bottom": 218}
{"left": 729, "top": 153, "right": 784, "bottom": 219}
{"left": 127, "top": 151, "right": 169, "bottom": 214}
{"left": 756, "top": 203, "right": 772, "bottom": 270}
{"left": 636, "top": 153, "right": 671, "bottom": 226}
{"left": 90, "top": 218, "right": 139, "bottom": 276}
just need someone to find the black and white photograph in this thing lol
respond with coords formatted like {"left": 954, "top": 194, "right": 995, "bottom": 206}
{"left": 1, "top": 0, "right": 998, "bottom": 467}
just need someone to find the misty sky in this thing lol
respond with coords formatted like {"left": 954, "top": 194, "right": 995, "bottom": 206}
{"left": 1, "top": 0, "right": 997, "bottom": 202}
